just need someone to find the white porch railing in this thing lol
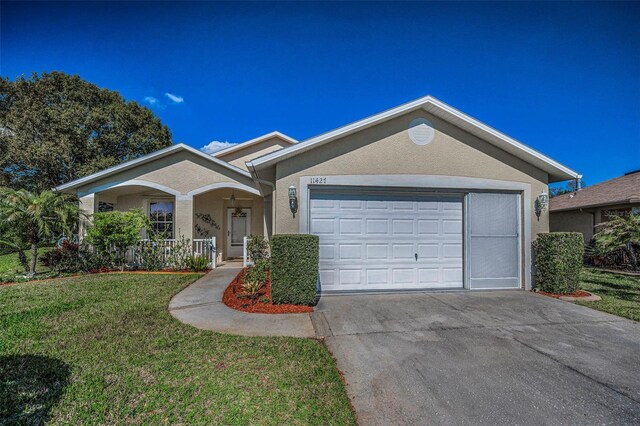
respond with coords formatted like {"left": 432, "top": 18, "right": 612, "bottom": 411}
{"left": 193, "top": 238, "right": 217, "bottom": 268}
{"left": 119, "top": 237, "right": 217, "bottom": 268}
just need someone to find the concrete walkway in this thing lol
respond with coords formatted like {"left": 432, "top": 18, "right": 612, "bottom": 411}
{"left": 169, "top": 265, "right": 315, "bottom": 338}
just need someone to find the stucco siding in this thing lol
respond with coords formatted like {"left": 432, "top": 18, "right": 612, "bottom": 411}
{"left": 550, "top": 210, "right": 594, "bottom": 242}
{"left": 273, "top": 109, "right": 550, "bottom": 238}
{"left": 218, "top": 137, "right": 292, "bottom": 170}
{"left": 76, "top": 150, "right": 255, "bottom": 196}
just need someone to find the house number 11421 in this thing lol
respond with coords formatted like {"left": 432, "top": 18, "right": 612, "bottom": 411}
{"left": 310, "top": 177, "right": 327, "bottom": 184}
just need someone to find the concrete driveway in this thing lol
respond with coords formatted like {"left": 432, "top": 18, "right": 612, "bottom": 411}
{"left": 311, "top": 291, "right": 640, "bottom": 425}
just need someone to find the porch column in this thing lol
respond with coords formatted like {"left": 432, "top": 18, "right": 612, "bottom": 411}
{"left": 78, "top": 193, "right": 96, "bottom": 241}
{"left": 175, "top": 195, "right": 194, "bottom": 241}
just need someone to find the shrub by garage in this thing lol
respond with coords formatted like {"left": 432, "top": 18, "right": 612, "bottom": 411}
{"left": 533, "top": 232, "right": 584, "bottom": 294}
{"left": 270, "top": 234, "right": 319, "bottom": 306}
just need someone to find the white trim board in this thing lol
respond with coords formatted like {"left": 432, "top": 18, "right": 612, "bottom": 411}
{"left": 297, "top": 175, "right": 532, "bottom": 290}
{"left": 247, "top": 96, "right": 580, "bottom": 182}
{"left": 55, "top": 143, "right": 252, "bottom": 192}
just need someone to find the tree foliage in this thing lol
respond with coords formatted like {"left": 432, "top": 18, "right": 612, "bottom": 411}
{"left": 594, "top": 214, "right": 640, "bottom": 270}
{"left": 0, "top": 72, "right": 172, "bottom": 191}
{"left": 0, "top": 188, "right": 81, "bottom": 275}
{"left": 86, "top": 210, "right": 149, "bottom": 270}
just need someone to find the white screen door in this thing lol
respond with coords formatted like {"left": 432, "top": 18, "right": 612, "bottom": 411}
{"left": 226, "top": 208, "right": 251, "bottom": 258}
{"left": 468, "top": 193, "right": 520, "bottom": 289}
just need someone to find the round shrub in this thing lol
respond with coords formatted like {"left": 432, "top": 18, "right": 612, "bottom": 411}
{"left": 533, "top": 232, "right": 584, "bottom": 294}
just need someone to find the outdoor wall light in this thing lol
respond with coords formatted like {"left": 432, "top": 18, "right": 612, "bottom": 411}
{"left": 535, "top": 190, "right": 549, "bottom": 220}
{"left": 288, "top": 184, "right": 298, "bottom": 218}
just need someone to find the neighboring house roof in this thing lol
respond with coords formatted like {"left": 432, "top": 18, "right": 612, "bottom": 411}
{"left": 246, "top": 95, "right": 580, "bottom": 182}
{"left": 213, "top": 131, "right": 297, "bottom": 158}
{"left": 55, "top": 143, "right": 252, "bottom": 192}
{"left": 550, "top": 170, "right": 640, "bottom": 212}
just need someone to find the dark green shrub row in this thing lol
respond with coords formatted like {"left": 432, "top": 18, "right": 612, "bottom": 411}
{"left": 270, "top": 234, "right": 319, "bottom": 306}
{"left": 533, "top": 232, "right": 584, "bottom": 294}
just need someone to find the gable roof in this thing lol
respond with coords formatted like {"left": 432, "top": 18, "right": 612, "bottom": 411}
{"left": 55, "top": 143, "right": 252, "bottom": 192}
{"left": 550, "top": 170, "right": 640, "bottom": 212}
{"left": 246, "top": 95, "right": 580, "bottom": 182}
{"left": 213, "top": 131, "right": 297, "bottom": 158}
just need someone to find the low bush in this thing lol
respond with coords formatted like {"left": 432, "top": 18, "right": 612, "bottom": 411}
{"left": 167, "top": 234, "right": 191, "bottom": 270}
{"left": 137, "top": 233, "right": 167, "bottom": 271}
{"left": 244, "top": 259, "right": 269, "bottom": 285}
{"left": 533, "top": 232, "right": 584, "bottom": 294}
{"left": 40, "top": 241, "right": 101, "bottom": 274}
{"left": 247, "top": 235, "right": 270, "bottom": 262}
{"left": 186, "top": 255, "right": 209, "bottom": 272}
{"left": 270, "top": 234, "right": 319, "bottom": 306}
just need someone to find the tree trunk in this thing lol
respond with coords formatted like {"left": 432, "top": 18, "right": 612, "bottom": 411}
{"left": 29, "top": 242, "right": 38, "bottom": 276}
{"left": 17, "top": 249, "right": 28, "bottom": 274}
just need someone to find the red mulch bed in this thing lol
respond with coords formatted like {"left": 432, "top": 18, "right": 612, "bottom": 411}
{"left": 223, "top": 268, "right": 313, "bottom": 314}
{"left": 535, "top": 290, "right": 592, "bottom": 299}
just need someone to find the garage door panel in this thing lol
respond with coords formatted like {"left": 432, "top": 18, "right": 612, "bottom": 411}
{"left": 339, "top": 244, "right": 362, "bottom": 260}
{"left": 366, "top": 244, "right": 388, "bottom": 259}
{"left": 310, "top": 218, "right": 335, "bottom": 234}
{"left": 392, "top": 219, "right": 414, "bottom": 234}
{"left": 418, "top": 220, "right": 439, "bottom": 234}
{"left": 311, "top": 191, "right": 463, "bottom": 291}
{"left": 418, "top": 243, "right": 439, "bottom": 259}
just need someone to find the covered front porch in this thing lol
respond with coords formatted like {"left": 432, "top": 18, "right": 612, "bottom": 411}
{"left": 79, "top": 181, "right": 266, "bottom": 266}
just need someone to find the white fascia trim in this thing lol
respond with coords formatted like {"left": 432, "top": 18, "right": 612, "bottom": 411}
{"left": 187, "top": 182, "right": 261, "bottom": 197}
{"left": 55, "top": 143, "right": 251, "bottom": 192}
{"left": 247, "top": 96, "right": 580, "bottom": 180}
{"left": 213, "top": 131, "right": 297, "bottom": 158}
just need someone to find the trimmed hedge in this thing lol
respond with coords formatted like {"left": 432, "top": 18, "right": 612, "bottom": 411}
{"left": 270, "top": 234, "right": 319, "bottom": 306}
{"left": 533, "top": 232, "right": 584, "bottom": 294}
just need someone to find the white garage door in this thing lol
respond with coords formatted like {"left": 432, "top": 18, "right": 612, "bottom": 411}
{"left": 310, "top": 190, "right": 463, "bottom": 292}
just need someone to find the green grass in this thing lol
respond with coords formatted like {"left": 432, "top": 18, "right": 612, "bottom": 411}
{"left": 578, "top": 269, "right": 640, "bottom": 322}
{"left": 0, "top": 274, "right": 356, "bottom": 425}
{"left": 0, "top": 248, "right": 52, "bottom": 275}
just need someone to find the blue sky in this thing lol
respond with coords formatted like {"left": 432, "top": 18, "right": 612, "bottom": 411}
{"left": 1, "top": 1, "right": 639, "bottom": 186}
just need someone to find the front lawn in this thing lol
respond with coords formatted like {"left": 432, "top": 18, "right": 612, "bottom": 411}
{"left": 578, "top": 269, "right": 640, "bottom": 322}
{"left": 0, "top": 249, "right": 52, "bottom": 276}
{"left": 0, "top": 274, "right": 355, "bottom": 425}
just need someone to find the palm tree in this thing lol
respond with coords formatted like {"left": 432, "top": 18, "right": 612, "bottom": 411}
{"left": 0, "top": 188, "right": 81, "bottom": 276}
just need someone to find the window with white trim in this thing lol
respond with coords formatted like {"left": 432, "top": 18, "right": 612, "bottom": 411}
{"left": 149, "top": 201, "right": 174, "bottom": 238}
{"left": 98, "top": 202, "right": 115, "bottom": 212}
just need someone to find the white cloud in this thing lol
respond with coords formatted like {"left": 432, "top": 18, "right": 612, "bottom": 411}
{"left": 201, "top": 140, "right": 236, "bottom": 154}
{"left": 165, "top": 92, "right": 184, "bottom": 104}
{"left": 144, "top": 96, "right": 159, "bottom": 105}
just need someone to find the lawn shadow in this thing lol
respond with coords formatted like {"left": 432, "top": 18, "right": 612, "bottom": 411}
{"left": 0, "top": 354, "right": 70, "bottom": 425}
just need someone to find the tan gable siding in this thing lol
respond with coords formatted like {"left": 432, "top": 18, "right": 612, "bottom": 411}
{"left": 218, "top": 137, "right": 293, "bottom": 170}
{"left": 273, "top": 109, "right": 550, "bottom": 238}
{"left": 76, "top": 150, "right": 255, "bottom": 195}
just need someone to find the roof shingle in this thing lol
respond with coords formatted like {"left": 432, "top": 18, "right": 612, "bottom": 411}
{"left": 550, "top": 171, "right": 640, "bottom": 212}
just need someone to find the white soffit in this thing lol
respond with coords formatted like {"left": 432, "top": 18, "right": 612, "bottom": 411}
{"left": 247, "top": 96, "right": 580, "bottom": 182}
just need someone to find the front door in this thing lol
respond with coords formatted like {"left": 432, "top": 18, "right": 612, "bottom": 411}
{"left": 226, "top": 208, "right": 251, "bottom": 258}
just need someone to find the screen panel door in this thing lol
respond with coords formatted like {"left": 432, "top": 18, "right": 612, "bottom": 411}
{"left": 468, "top": 193, "right": 520, "bottom": 289}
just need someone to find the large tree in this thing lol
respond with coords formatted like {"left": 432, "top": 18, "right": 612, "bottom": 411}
{"left": 0, "top": 72, "right": 172, "bottom": 191}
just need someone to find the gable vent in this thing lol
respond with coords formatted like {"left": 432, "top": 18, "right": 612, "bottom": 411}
{"left": 408, "top": 118, "right": 435, "bottom": 146}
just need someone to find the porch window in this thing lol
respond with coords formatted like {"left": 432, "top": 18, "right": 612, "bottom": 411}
{"left": 98, "top": 202, "right": 115, "bottom": 212}
{"left": 149, "top": 201, "right": 174, "bottom": 238}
